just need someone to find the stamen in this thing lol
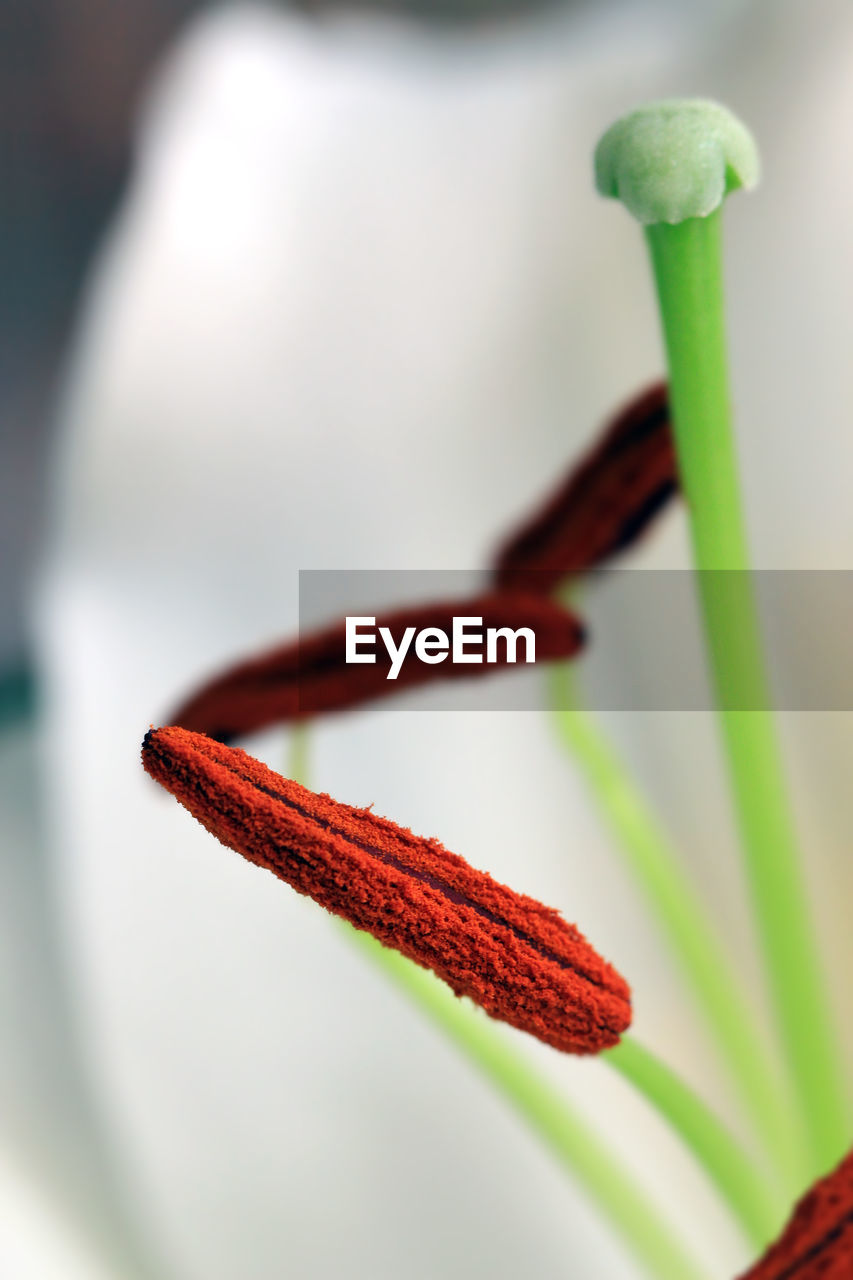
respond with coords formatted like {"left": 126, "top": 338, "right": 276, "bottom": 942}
{"left": 170, "top": 593, "right": 584, "bottom": 742}
{"left": 142, "top": 725, "right": 631, "bottom": 1055}
{"left": 492, "top": 382, "right": 676, "bottom": 593}
{"left": 739, "top": 1149, "right": 853, "bottom": 1278}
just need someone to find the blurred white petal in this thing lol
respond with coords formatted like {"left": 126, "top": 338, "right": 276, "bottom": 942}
{"left": 0, "top": 1149, "right": 117, "bottom": 1280}
{"left": 32, "top": 3, "right": 853, "bottom": 1278}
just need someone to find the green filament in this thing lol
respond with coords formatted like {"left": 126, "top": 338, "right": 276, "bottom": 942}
{"left": 645, "top": 209, "right": 848, "bottom": 1172}
{"left": 606, "top": 1037, "right": 781, "bottom": 1249}
{"left": 288, "top": 731, "right": 710, "bottom": 1280}
{"left": 549, "top": 660, "right": 807, "bottom": 1191}
{"left": 349, "top": 930, "right": 713, "bottom": 1280}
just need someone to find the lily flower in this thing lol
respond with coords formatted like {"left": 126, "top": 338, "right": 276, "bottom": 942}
{"left": 20, "top": 5, "right": 853, "bottom": 1280}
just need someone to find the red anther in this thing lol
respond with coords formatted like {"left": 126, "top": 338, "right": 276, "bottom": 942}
{"left": 170, "top": 593, "right": 584, "bottom": 742}
{"left": 493, "top": 381, "right": 676, "bottom": 593}
{"left": 740, "top": 1149, "right": 853, "bottom": 1279}
{"left": 142, "top": 725, "right": 631, "bottom": 1056}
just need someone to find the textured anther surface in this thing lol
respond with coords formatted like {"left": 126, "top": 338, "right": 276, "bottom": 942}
{"left": 170, "top": 593, "right": 584, "bottom": 741}
{"left": 493, "top": 381, "right": 676, "bottom": 593}
{"left": 142, "top": 725, "right": 631, "bottom": 1054}
{"left": 740, "top": 1149, "right": 853, "bottom": 1279}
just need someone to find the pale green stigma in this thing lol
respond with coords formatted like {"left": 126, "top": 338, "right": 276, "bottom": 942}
{"left": 594, "top": 99, "right": 759, "bottom": 225}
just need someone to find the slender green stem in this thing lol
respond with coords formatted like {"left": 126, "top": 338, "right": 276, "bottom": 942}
{"left": 349, "top": 929, "right": 712, "bottom": 1280}
{"left": 549, "top": 661, "right": 807, "bottom": 1192}
{"left": 288, "top": 724, "right": 310, "bottom": 791}
{"left": 646, "top": 210, "right": 848, "bottom": 1171}
{"left": 606, "top": 1037, "right": 781, "bottom": 1249}
{"left": 289, "top": 731, "right": 710, "bottom": 1280}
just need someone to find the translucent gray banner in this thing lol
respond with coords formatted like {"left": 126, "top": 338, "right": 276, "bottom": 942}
{"left": 298, "top": 570, "right": 853, "bottom": 711}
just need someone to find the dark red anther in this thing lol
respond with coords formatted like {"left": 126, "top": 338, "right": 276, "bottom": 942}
{"left": 739, "top": 1149, "right": 853, "bottom": 1279}
{"left": 170, "top": 593, "right": 584, "bottom": 742}
{"left": 493, "top": 381, "right": 676, "bottom": 594}
{"left": 142, "top": 725, "right": 631, "bottom": 1055}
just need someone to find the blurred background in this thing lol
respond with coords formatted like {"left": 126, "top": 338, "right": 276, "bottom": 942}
{"left": 1, "top": 0, "right": 200, "bottom": 689}
{"left": 3, "top": 1, "right": 853, "bottom": 1277}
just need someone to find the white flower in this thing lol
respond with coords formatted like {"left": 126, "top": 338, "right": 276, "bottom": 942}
{"left": 18, "top": 3, "right": 853, "bottom": 1277}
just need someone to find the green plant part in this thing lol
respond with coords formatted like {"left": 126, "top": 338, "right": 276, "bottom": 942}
{"left": 549, "top": 659, "right": 806, "bottom": 1197}
{"left": 286, "top": 732, "right": 710, "bottom": 1280}
{"left": 605, "top": 1037, "right": 783, "bottom": 1249}
{"left": 595, "top": 97, "right": 849, "bottom": 1175}
{"left": 594, "top": 98, "right": 759, "bottom": 225}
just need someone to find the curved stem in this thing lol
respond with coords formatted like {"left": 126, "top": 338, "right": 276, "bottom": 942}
{"left": 606, "top": 1037, "right": 781, "bottom": 1250}
{"left": 289, "top": 731, "right": 709, "bottom": 1280}
{"left": 549, "top": 661, "right": 807, "bottom": 1192}
{"left": 646, "top": 210, "right": 848, "bottom": 1173}
{"left": 350, "top": 930, "right": 712, "bottom": 1280}
{"left": 288, "top": 724, "right": 310, "bottom": 792}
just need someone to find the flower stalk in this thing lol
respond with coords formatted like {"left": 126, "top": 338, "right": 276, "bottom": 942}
{"left": 352, "top": 929, "right": 713, "bottom": 1280}
{"left": 549, "top": 660, "right": 806, "bottom": 1193}
{"left": 605, "top": 1037, "right": 782, "bottom": 1249}
{"left": 287, "top": 728, "right": 775, "bottom": 1263}
{"left": 596, "top": 99, "right": 848, "bottom": 1173}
